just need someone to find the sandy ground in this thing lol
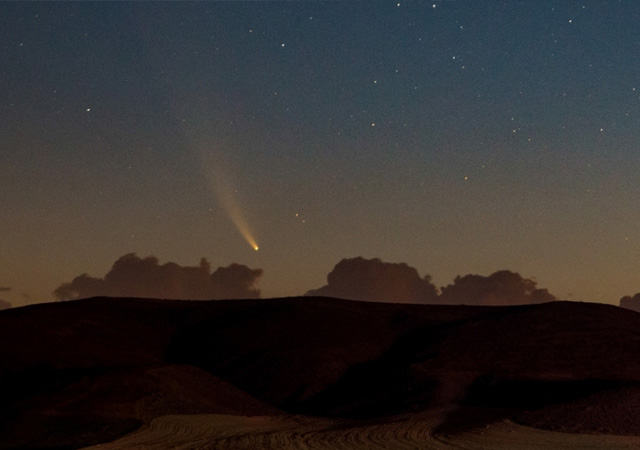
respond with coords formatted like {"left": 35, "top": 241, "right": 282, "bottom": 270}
{"left": 84, "top": 410, "right": 640, "bottom": 450}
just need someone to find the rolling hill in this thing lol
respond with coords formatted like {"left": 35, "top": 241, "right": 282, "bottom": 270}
{"left": 2, "top": 297, "right": 640, "bottom": 448}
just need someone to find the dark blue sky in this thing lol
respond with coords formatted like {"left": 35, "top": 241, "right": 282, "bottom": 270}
{"left": 2, "top": 1, "right": 640, "bottom": 305}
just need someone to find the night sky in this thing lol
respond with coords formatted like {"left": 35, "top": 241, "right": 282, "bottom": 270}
{"left": 2, "top": 1, "right": 640, "bottom": 307}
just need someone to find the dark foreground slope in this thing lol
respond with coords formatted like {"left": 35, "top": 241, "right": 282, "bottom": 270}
{"left": 2, "top": 297, "right": 640, "bottom": 448}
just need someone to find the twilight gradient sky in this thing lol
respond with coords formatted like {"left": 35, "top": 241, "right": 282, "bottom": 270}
{"left": 2, "top": 1, "right": 640, "bottom": 307}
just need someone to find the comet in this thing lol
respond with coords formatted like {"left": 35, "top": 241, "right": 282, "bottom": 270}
{"left": 218, "top": 184, "right": 260, "bottom": 252}
{"left": 197, "top": 148, "right": 260, "bottom": 252}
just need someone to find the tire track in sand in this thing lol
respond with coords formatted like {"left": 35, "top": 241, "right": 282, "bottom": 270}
{"left": 84, "top": 411, "right": 640, "bottom": 450}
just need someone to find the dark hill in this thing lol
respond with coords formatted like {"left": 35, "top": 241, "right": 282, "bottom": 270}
{"left": 2, "top": 297, "right": 640, "bottom": 448}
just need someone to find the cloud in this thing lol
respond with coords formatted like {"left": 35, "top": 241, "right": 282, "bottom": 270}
{"left": 54, "top": 253, "right": 263, "bottom": 301}
{"left": 307, "top": 259, "right": 557, "bottom": 306}
{"left": 619, "top": 294, "right": 640, "bottom": 313}
{"left": 210, "top": 263, "right": 263, "bottom": 300}
{"left": 0, "top": 286, "right": 13, "bottom": 310}
{"left": 305, "top": 257, "right": 439, "bottom": 304}
{"left": 439, "top": 270, "right": 556, "bottom": 306}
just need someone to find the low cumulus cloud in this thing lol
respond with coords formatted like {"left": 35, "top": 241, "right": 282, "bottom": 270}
{"left": 305, "top": 257, "right": 439, "bottom": 304}
{"left": 0, "top": 286, "right": 12, "bottom": 310}
{"left": 54, "top": 253, "right": 262, "bottom": 301}
{"left": 620, "top": 294, "right": 640, "bottom": 313}
{"left": 306, "top": 258, "right": 556, "bottom": 306}
{"left": 439, "top": 270, "right": 556, "bottom": 306}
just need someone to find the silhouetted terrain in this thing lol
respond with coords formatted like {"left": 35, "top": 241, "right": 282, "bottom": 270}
{"left": 2, "top": 297, "right": 640, "bottom": 449}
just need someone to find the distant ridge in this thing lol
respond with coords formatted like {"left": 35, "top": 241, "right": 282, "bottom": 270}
{"left": 2, "top": 297, "right": 640, "bottom": 448}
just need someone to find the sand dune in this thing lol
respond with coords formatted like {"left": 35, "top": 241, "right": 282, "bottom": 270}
{"left": 84, "top": 411, "right": 640, "bottom": 450}
{"left": 5, "top": 297, "right": 640, "bottom": 448}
